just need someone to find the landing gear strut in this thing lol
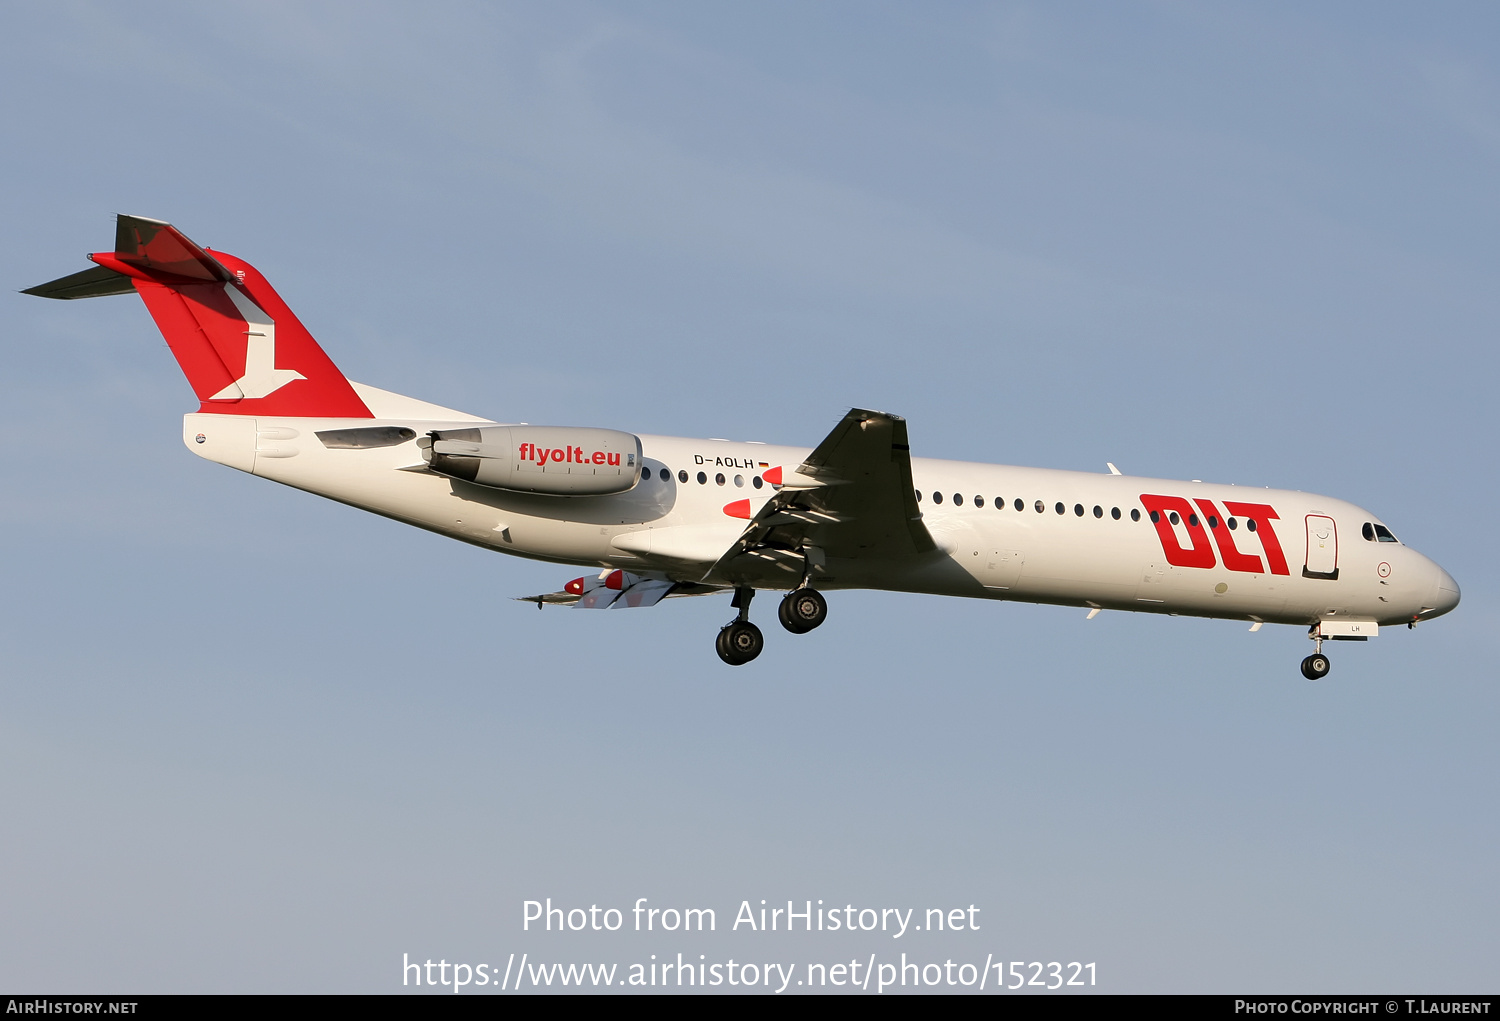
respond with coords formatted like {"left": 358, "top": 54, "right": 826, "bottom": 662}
{"left": 778, "top": 588, "right": 827, "bottom": 634}
{"left": 1300, "top": 630, "right": 1331, "bottom": 680}
{"left": 716, "top": 587, "right": 763, "bottom": 666}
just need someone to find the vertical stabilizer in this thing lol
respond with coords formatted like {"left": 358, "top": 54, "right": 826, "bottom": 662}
{"left": 25, "top": 215, "right": 372, "bottom": 418}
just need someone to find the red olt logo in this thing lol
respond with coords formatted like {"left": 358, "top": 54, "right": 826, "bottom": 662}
{"left": 1140, "top": 495, "right": 1290, "bottom": 575}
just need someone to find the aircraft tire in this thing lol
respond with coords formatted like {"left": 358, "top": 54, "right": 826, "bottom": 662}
{"left": 717, "top": 621, "right": 764, "bottom": 665}
{"left": 779, "top": 588, "right": 827, "bottom": 634}
{"left": 1300, "top": 654, "right": 1330, "bottom": 680}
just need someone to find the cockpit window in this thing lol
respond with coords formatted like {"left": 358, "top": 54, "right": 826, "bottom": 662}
{"left": 1362, "top": 522, "right": 1376, "bottom": 542}
{"left": 1373, "top": 524, "right": 1399, "bottom": 543}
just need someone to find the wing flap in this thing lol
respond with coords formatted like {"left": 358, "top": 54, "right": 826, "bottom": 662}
{"left": 516, "top": 573, "right": 720, "bottom": 609}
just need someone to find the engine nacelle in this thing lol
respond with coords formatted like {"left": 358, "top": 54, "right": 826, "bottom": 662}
{"left": 419, "top": 426, "right": 642, "bottom": 496}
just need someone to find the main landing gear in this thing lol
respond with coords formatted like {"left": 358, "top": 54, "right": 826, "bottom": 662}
{"left": 717, "top": 587, "right": 763, "bottom": 666}
{"left": 778, "top": 587, "right": 828, "bottom": 634}
{"left": 716, "top": 620, "right": 763, "bottom": 665}
{"left": 714, "top": 586, "right": 829, "bottom": 665}
{"left": 1300, "top": 630, "right": 1331, "bottom": 680}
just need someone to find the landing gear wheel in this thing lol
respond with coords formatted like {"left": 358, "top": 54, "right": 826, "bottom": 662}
{"left": 1300, "top": 653, "right": 1330, "bottom": 680}
{"left": 778, "top": 588, "right": 828, "bottom": 634}
{"left": 716, "top": 620, "right": 764, "bottom": 665}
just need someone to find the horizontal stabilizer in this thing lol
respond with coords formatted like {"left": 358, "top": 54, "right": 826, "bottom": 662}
{"left": 25, "top": 214, "right": 373, "bottom": 418}
{"left": 109, "top": 214, "right": 232, "bottom": 283}
{"left": 22, "top": 264, "right": 136, "bottom": 300}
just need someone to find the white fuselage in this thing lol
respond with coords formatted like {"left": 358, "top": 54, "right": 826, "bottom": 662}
{"left": 183, "top": 400, "right": 1458, "bottom": 632}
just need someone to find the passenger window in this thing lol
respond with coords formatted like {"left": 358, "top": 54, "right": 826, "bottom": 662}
{"left": 1074, "top": 504, "right": 1084, "bottom": 517}
{"left": 1207, "top": 515, "right": 1219, "bottom": 529}
{"left": 1362, "top": 522, "right": 1376, "bottom": 541}
{"left": 1111, "top": 507, "right": 1121, "bottom": 520}
{"left": 715, "top": 473, "right": 725, "bottom": 486}
{"left": 1227, "top": 517, "right": 1237, "bottom": 530}
{"left": 1150, "top": 510, "right": 1161, "bottom": 524}
{"left": 1374, "top": 524, "right": 1399, "bottom": 543}
{"left": 1015, "top": 499, "right": 1024, "bottom": 512}
{"left": 974, "top": 495, "right": 985, "bottom": 508}
{"left": 1187, "top": 513, "right": 1198, "bottom": 527}
{"left": 1093, "top": 505, "right": 1103, "bottom": 518}
{"left": 953, "top": 493, "right": 964, "bottom": 506}
{"left": 753, "top": 476, "right": 764, "bottom": 489}
{"left": 1131, "top": 509, "right": 1141, "bottom": 522}
{"left": 659, "top": 468, "right": 670, "bottom": 481}
{"left": 1168, "top": 512, "right": 1179, "bottom": 525}
{"left": 697, "top": 471, "right": 707, "bottom": 485}
{"left": 678, "top": 469, "right": 688, "bottom": 483}
{"left": 1034, "top": 500, "right": 1044, "bottom": 513}
{"left": 734, "top": 475, "right": 744, "bottom": 487}
{"left": 915, "top": 489, "right": 922, "bottom": 502}
{"left": 1247, "top": 518, "right": 1257, "bottom": 532}
{"left": 933, "top": 492, "right": 944, "bottom": 504}
{"left": 1055, "top": 502, "right": 1065, "bottom": 515}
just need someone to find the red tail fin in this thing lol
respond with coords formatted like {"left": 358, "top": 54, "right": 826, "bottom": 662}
{"left": 26, "top": 215, "right": 372, "bottom": 418}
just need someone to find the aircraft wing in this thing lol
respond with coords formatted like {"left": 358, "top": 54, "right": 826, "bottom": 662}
{"left": 517, "top": 570, "right": 720, "bottom": 609}
{"left": 708, "top": 408, "right": 936, "bottom": 581}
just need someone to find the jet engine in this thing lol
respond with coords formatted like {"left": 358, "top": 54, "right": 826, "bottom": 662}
{"left": 419, "top": 426, "right": 642, "bottom": 496}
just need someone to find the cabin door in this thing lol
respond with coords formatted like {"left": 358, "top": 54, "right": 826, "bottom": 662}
{"left": 1304, "top": 515, "right": 1338, "bottom": 579}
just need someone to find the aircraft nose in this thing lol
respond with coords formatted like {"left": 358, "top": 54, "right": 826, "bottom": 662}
{"left": 1424, "top": 564, "right": 1461, "bottom": 620}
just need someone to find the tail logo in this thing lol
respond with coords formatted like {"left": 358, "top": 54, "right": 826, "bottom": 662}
{"left": 209, "top": 284, "right": 306, "bottom": 400}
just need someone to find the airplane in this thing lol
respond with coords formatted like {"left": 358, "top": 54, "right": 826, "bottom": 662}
{"left": 25, "top": 215, "right": 1460, "bottom": 676}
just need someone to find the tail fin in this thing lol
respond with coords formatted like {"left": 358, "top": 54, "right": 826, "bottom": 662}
{"left": 25, "top": 215, "right": 372, "bottom": 418}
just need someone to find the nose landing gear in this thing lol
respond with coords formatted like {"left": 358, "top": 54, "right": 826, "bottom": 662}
{"left": 1300, "top": 653, "right": 1331, "bottom": 680}
{"left": 716, "top": 586, "right": 764, "bottom": 666}
{"left": 1300, "top": 629, "right": 1331, "bottom": 680}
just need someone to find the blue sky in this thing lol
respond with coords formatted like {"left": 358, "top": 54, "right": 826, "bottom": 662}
{"left": 1, "top": 1, "right": 1496, "bottom": 993}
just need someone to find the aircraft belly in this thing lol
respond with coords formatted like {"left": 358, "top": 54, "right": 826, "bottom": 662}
{"left": 1013, "top": 542, "right": 1138, "bottom": 605}
{"left": 1135, "top": 565, "right": 1289, "bottom": 618}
